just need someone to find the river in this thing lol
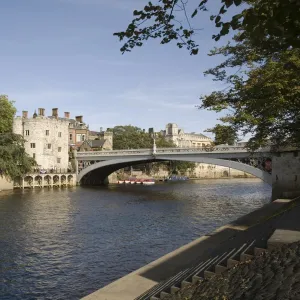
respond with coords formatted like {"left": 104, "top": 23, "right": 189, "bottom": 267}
{"left": 0, "top": 179, "right": 271, "bottom": 300}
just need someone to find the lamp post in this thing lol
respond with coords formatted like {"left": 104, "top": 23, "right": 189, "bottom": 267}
{"left": 152, "top": 132, "right": 157, "bottom": 155}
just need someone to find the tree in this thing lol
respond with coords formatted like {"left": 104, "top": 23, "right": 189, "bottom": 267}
{"left": 205, "top": 124, "right": 238, "bottom": 145}
{"left": 114, "top": 0, "right": 300, "bottom": 56}
{"left": 109, "top": 125, "right": 152, "bottom": 149}
{"left": 201, "top": 48, "right": 300, "bottom": 150}
{"left": 0, "top": 95, "right": 35, "bottom": 179}
{"left": 115, "top": 0, "right": 300, "bottom": 150}
{"left": 0, "top": 95, "right": 16, "bottom": 133}
{"left": 109, "top": 125, "right": 177, "bottom": 149}
{"left": 155, "top": 132, "right": 176, "bottom": 148}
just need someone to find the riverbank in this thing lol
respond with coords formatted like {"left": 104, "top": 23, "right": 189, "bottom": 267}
{"left": 82, "top": 196, "right": 300, "bottom": 300}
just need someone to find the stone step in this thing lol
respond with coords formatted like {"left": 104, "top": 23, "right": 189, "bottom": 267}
{"left": 181, "top": 280, "right": 192, "bottom": 288}
{"left": 170, "top": 286, "right": 180, "bottom": 295}
{"left": 192, "top": 275, "right": 203, "bottom": 284}
{"left": 215, "top": 265, "right": 227, "bottom": 274}
{"left": 240, "top": 253, "right": 254, "bottom": 262}
{"left": 204, "top": 270, "right": 216, "bottom": 279}
{"left": 227, "top": 258, "right": 239, "bottom": 268}
{"left": 254, "top": 247, "right": 267, "bottom": 256}
{"left": 160, "top": 291, "right": 171, "bottom": 299}
{"left": 267, "top": 229, "right": 300, "bottom": 251}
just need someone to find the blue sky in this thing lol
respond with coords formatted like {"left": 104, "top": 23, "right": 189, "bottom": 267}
{"left": 0, "top": 0, "right": 236, "bottom": 138}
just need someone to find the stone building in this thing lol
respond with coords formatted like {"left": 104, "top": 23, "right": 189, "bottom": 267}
{"left": 13, "top": 108, "right": 70, "bottom": 170}
{"left": 67, "top": 114, "right": 89, "bottom": 148}
{"left": 161, "top": 123, "right": 213, "bottom": 148}
{"left": 80, "top": 129, "right": 113, "bottom": 151}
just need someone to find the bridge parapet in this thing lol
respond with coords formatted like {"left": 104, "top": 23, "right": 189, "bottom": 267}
{"left": 77, "top": 146, "right": 271, "bottom": 158}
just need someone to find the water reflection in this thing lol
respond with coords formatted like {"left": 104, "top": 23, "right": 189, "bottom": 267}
{"left": 0, "top": 179, "right": 270, "bottom": 299}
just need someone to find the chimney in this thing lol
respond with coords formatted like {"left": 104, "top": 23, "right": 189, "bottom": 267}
{"left": 22, "top": 111, "right": 28, "bottom": 118}
{"left": 38, "top": 108, "right": 45, "bottom": 116}
{"left": 64, "top": 112, "right": 70, "bottom": 119}
{"left": 52, "top": 108, "right": 58, "bottom": 118}
{"left": 75, "top": 116, "right": 83, "bottom": 123}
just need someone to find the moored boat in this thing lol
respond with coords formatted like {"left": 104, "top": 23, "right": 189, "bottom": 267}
{"left": 117, "top": 180, "right": 125, "bottom": 184}
{"left": 142, "top": 179, "right": 155, "bottom": 185}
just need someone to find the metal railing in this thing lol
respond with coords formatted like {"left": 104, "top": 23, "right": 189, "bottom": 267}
{"left": 30, "top": 168, "right": 74, "bottom": 175}
{"left": 76, "top": 146, "right": 271, "bottom": 157}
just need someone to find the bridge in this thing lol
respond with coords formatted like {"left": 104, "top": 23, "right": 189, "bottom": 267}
{"left": 75, "top": 145, "right": 273, "bottom": 185}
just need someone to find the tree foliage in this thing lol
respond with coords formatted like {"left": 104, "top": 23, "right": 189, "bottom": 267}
{"left": 115, "top": 0, "right": 300, "bottom": 150}
{"left": 109, "top": 125, "right": 175, "bottom": 149}
{"left": 201, "top": 48, "right": 300, "bottom": 150}
{"left": 205, "top": 124, "right": 238, "bottom": 145}
{"left": 0, "top": 95, "right": 35, "bottom": 179}
{"left": 0, "top": 95, "right": 16, "bottom": 133}
{"left": 114, "top": 0, "right": 300, "bottom": 56}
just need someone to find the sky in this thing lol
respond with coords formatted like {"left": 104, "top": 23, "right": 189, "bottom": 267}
{"left": 0, "top": 0, "right": 237, "bottom": 138}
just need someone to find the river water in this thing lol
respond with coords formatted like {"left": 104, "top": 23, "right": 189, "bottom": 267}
{"left": 0, "top": 179, "right": 271, "bottom": 300}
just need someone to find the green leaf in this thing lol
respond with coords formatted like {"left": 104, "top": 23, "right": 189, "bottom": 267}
{"left": 191, "top": 9, "right": 198, "bottom": 18}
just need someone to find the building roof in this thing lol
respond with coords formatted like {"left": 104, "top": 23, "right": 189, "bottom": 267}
{"left": 81, "top": 139, "right": 106, "bottom": 148}
{"left": 89, "top": 131, "right": 100, "bottom": 136}
{"left": 90, "top": 140, "right": 106, "bottom": 148}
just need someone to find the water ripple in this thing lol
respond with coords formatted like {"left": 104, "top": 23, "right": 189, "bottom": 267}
{"left": 0, "top": 179, "right": 270, "bottom": 299}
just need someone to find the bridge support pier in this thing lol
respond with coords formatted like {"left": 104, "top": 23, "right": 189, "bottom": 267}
{"left": 272, "top": 152, "right": 300, "bottom": 201}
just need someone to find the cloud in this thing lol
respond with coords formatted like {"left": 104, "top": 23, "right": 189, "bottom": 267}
{"left": 115, "top": 78, "right": 219, "bottom": 111}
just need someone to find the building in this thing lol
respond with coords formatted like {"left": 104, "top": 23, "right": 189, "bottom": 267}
{"left": 161, "top": 123, "right": 213, "bottom": 148}
{"left": 13, "top": 108, "right": 70, "bottom": 170}
{"left": 80, "top": 129, "right": 113, "bottom": 151}
{"left": 67, "top": 114, "right": 89, "bottom": 148}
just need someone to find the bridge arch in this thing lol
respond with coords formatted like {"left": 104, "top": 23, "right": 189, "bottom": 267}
{"left": 77, "top": 156, "right": 272, "bottom": 185}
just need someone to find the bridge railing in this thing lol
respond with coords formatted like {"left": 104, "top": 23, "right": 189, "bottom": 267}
{"left": 76, "top": 146, "right": 263, "bottom": 157}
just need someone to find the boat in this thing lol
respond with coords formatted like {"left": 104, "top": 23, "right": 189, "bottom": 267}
{"left": 117, "top": 180, "right": 124, "bottom": 184}
{"left": 142, "top": 179, "right": 155, "bottom": 185}
{"left": 166, "top": 175, "right": 189, "bottom": 181}
{"left": 124, "top": 180, "right": 130, "bottom": 184}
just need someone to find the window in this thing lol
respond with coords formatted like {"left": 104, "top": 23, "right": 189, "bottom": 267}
{"left": 33, "top": 153, "right": 36, "bottom": 159}
{"left": 47, "top": 144, "right": 51, "bottom": 149}
{"left": 58, "top": 132, "right": 62, "bottom": 137}
{"left": 69, "top": 134, "right": 73, "bottom": 141}
{"left": 58, "top": 147, "right": 62, "bottom": 152}
{"left": 57, "top": 158, "right": 61, "bottom": 163}
{"left": 46, "top": 130, "right": 49, "bottom": 136}
{"left": 30, "top": 143, "right": 35, "bottom": 148}
{"left": 25, "top": 130, "right": 29, "bottom": 136}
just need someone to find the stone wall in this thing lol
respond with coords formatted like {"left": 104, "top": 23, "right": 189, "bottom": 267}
{"left": 112, "top": 163, "right": 254, "bottom": 181}
{"left": 0, "top": 176, "right": 13, "bottom": 191}
{"left": 189, "top": 163, "right": 254, "bottom": 179}
{"left": 272, "top": 151, "right": 300, "bottom": 200}
{"left": 14, "top": 116, "right": 69, "bottom": 170}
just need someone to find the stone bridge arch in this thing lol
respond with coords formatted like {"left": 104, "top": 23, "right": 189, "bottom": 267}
{"left": 77, "top": 156, "right": 272, "bottom": 185}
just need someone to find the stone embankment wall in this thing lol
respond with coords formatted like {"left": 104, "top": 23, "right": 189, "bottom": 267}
{"left": 272, "top": 152, "right": 300, "bottom": 200}
{"left": 183, "top": 163, "right": 253, "bottom": 179}
{"left": 110, "top": 163, "right": 254, "bottom": 183}
{"left": 0, "top": 177, "right": 13, "bottom": 191}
